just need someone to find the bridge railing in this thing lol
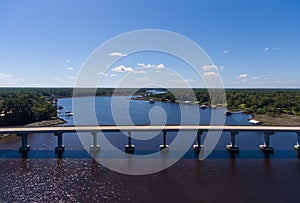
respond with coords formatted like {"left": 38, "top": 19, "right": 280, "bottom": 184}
{"left": 1, "top": 125, "right": 300, "bottom": 156}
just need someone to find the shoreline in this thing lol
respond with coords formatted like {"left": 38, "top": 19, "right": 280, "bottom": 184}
{"left": 0, "top": 118, "right": 66, "bottom": 141}
{"left": 132, "top": 97, "right": 300, "bottom": 126}
{"left": 131, "top": 97, "right": 224, "bottom": 106}
{"left": 252, "top": 114, "right": 300, "bottom": 126}
{"left": 24, "top": 117, "right": 66, "bottom": 127}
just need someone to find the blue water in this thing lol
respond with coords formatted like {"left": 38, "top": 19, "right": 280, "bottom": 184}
{"left": 0, "top": 96, "right": 300, "bottom": 202}
{"left": 58, "top": 96, "right": 297, "bottom": 153}
{"left": 59, "top": 96, "right": 251, "bottom": 125}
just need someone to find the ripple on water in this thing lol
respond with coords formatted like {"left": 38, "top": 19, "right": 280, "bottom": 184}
{"left": 0, "top": 158, "right": 129, "bottom": 202}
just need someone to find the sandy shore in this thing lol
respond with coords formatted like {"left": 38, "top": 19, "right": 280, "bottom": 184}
{"left": 252, "top": 114, "right": 300, "bottom": 126}
{"left": 24, "top": 118, "right": 66, "bottom": 127}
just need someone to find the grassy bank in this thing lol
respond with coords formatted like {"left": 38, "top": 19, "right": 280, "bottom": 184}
{"left": 252, "top": 114, "right": 300, "bottom": 126}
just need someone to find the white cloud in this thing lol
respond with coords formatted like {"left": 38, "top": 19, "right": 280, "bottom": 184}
{"left": 137, "top": 63, "right": 155, "bottom": 68}
{"left": 145, "top": 64, "right": 156, "bottom": 68}
{"left": 110, "top": 74, "right": 116, "bottom": 77}
{"left": 0, "top": 73, "right": 13, "bottom": 78}
{"left": 203, "top": 71, "right": 218, "bottom": 77}
{"left": 202, "top": 65, "right": 224, "bottom": 72}
{"left": 66, "top": 60, "right": 70, "bottom": 63}
{"left": 202, "top": 65, "right": 217, "bottom": 71}
{"left": 237, "top": 73, "right": 248, "bottom": 79}
{"left": 275, "top": 47, "right": 280, "bottom": 51}
{"left": 67, "top": 67, "right": 74, "bottom": 70}
{"left": 264, "top": 47, "right": 270, "bottom": 51}
{"left": 112, "top": 65, "right": 134, "bottom": 73}
{"left": 137, "top": 63, "right": 165, "bottom": 69}
{"left": 109, "top": 52, "right": 128, "bottom": 57}
{"left": 156, "top": 64, "right": 165, "bottom": 69}
{"left": 223, "top": 50, "right": 231, "bottom": 54}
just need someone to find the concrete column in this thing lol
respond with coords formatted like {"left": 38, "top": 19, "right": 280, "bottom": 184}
{"left": 294, "top": 132, "right": 300, "bottom": 151}
{"left": 259, "top": 131, "right": 274, "bottom": 152}
{"left": 160, "top": 130, "right": 169, "bottom": 150}
{"left": 193, "top": 130, "right": 203, "bottom": 152}
{"left": 226, "top": 131, "right": 239, "bottom": 152}
{"left": 54, "top": 132, "right": 65, "bottom": 153}
{"left": 125, "top": 131, "right": 134, "bottom": 154}
{"left": 90, "top": 132, "right": 100, "bottom": 152}
{"left": 17, "top": 133, "right": 30, "bottom": 153}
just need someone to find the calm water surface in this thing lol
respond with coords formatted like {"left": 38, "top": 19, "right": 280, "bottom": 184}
{"left": 0, "top": 96, "right": 300, "bottom": 202}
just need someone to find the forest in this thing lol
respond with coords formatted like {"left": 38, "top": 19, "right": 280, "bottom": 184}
{"left": 155, "top": 89, "right": 300, "bottom": 116}
{"left": 0, "top": 88, "right": 154, "bottom": 126}
{"left": 0, "top": 88, "right": 300, "bottom": 126}
{"left": 0, "top": 90, "right": 57, "bottom": 126}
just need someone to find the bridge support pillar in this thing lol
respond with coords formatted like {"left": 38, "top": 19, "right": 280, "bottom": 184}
{"left": 54, "top": 132, "right": 65, "bottom": 153}
{"left": 160, "top": 130, "right": 169, "bottom": 150}
{"left": 260, "top": 131, "right": 274, "bottom": 152}
{"left": 226, "top": 131, "right": 239, "bottom": 153}
{"left": 125, "top": 131, "right": 134, "bottom": 154}
{"left": 90, "top": 132, "right": 100, "bottom": 152}
{"left": 294, "top": 132, "right": 300, "bottom": 151}
{"left": 193, "top": 130, "right": 203, "bottom": 152}
{"left": 18, "top": 133, "right": 30, "bottom": 153}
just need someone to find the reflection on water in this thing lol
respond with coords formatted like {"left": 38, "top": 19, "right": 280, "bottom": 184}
{"left": 0, "top": 158, "right": 129, "bottom": 202}
{"left": 0, "top": 96, "right": 300, "bottom": 202}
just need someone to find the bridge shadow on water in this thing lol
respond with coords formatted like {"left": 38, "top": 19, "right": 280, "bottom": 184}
{"left": 0, "top": 148, "right": 300, "bottom": 160}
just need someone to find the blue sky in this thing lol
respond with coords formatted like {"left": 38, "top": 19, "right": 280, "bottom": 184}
{"left": 0, "top": 0, "right": 299, "bottom": 88}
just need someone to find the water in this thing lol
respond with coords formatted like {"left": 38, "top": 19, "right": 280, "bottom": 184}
{"left": 0, "top": 96, "right": 300, "bottom": 202}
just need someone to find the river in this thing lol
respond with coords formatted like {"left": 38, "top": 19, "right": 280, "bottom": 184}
{"left": 0, "top": 96, "right": 299, "bottom": 202}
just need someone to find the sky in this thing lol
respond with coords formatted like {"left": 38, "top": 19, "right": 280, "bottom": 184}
{"left": 0, "top": 0, "right": 300, "bottom": 88}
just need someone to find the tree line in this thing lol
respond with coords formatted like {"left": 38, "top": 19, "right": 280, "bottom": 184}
{"left": 225, "top": 89, "right": 300, "bottom": 116}
{"left": 145, "top": 88, "right": 300, "bottom": 116}
{"left": 1, "top": 88, "right": 299, "bottom": 126}
{"left": 0, "top": 91, "right": 57, "bottom": 126}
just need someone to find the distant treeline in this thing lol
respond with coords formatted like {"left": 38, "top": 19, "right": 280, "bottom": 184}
{"left": 0, "top": 87, "right": 157, "bottom": 98}
{"left": 225, "top": 89, "right": 300, "bottom": 116}
{"left": 0, "top": 88, "right": 300, "bottom": 126}
{"left": 128, "top": 88, "right": 300, "bottom": 116}
{"left": 155, "top": 89, "right": 300, "bottom": 116}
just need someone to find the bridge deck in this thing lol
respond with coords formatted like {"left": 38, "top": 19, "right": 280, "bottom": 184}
{"left": 1, "top": 125, "right": 300, "bottom": 155}
{"left": 1, "top": 125, "right": 300, "bottom": 134}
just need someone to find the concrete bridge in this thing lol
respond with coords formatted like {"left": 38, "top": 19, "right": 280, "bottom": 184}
{"left": 1, "top": 125, "right": 300, "bottom": 155}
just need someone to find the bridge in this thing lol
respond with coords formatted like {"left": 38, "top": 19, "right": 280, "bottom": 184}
{"left": 1, "top": 125, "right": 300, "bottom": 155}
